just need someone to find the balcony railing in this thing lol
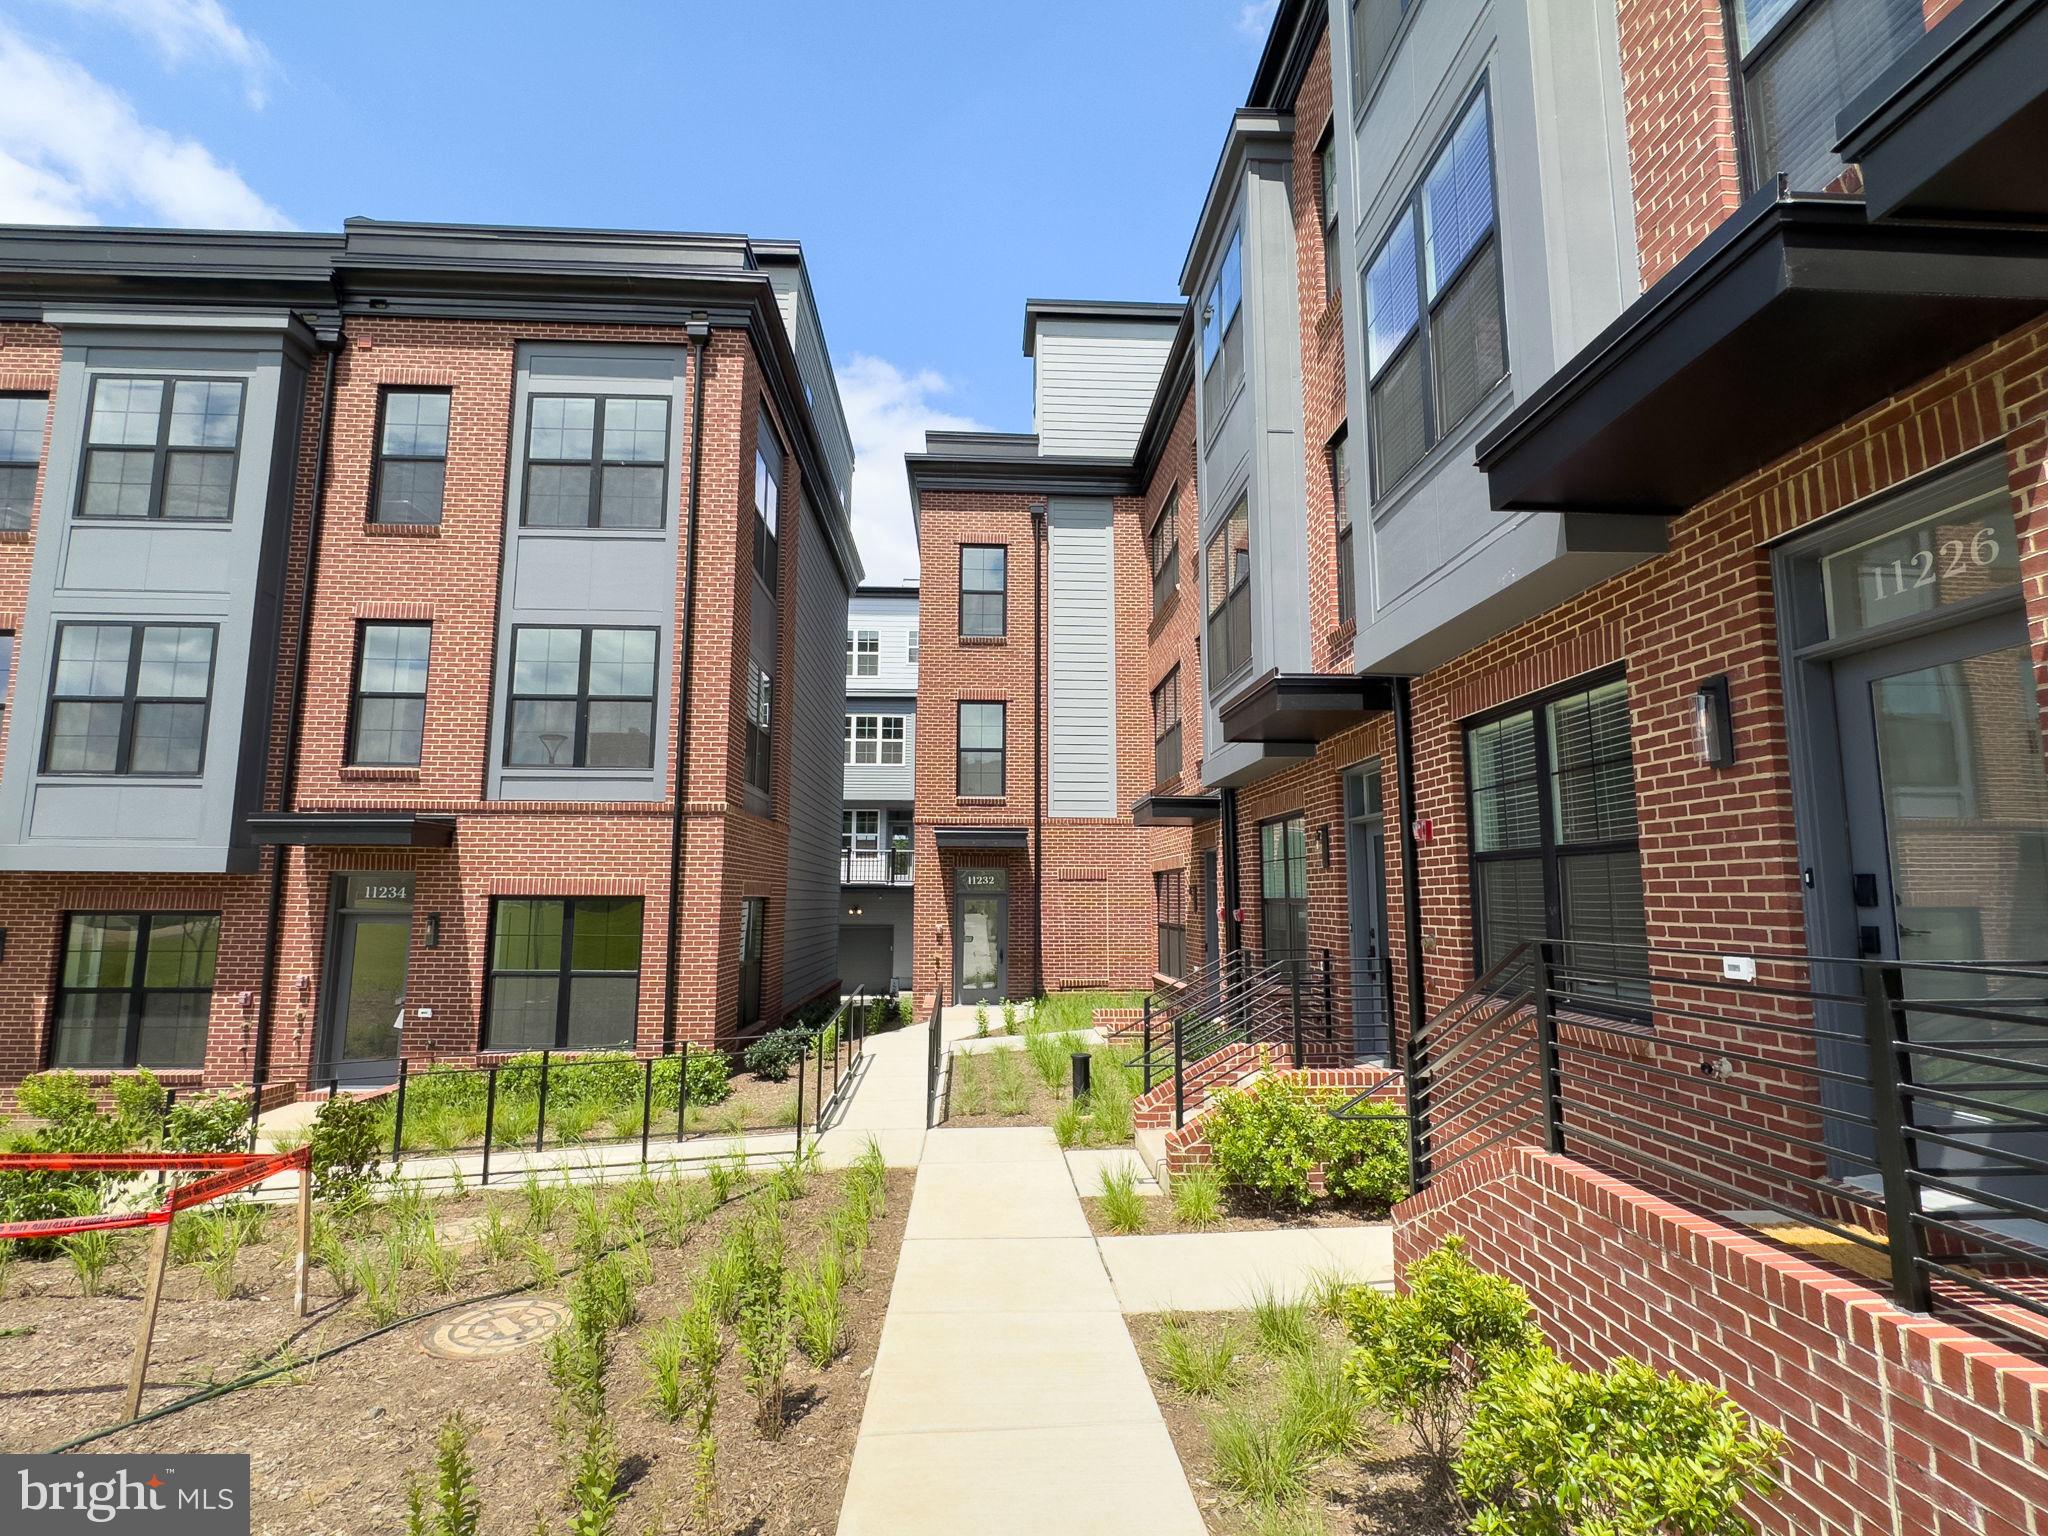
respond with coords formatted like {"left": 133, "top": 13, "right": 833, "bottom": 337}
{"left": 841, "top": 849, "right": 913, "bottom": 886}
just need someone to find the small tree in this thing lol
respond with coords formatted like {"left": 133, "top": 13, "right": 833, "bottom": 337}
{"left": 405, "top": 1413, "right": 483, "bottom": 1536}
{"left": 1342, "top": 1237, "right": 1541, "bottom": 1473}
{"left": 1458, "top": 1351, "right": 1784, "bottom": 1535}
{"left": 308, "top": 1094, "right": 382, "bottom": 1205}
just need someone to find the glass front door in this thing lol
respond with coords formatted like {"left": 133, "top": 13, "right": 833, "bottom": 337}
{"left": 320, "top": 874, "right": 415, "bottom": 1085}
{"left": 1345, "top": 767, "right": 1391, "bottom": 1059}
{"left": 954, "top": 873, "right": 1007, "bottom": 1005}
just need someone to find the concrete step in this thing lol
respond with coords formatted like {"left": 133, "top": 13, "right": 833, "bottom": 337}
{"left": 1133, "top": 1125, "right": 1168, "bottom": 1184}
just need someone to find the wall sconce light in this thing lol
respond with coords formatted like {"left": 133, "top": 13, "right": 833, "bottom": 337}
{"left": 425, "top": 913, "right": 441, "bottom": 949}
{"left": 1692, "top": 675, "right": 1736, "bottom": 768}
{"left": 847, "top": 904, "right": 864, "bottom": 917}
{"left": 1317, "top": 826, "right": 1331, "bottom": 869}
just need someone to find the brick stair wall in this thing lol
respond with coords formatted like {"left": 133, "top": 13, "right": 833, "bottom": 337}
{"left": 1162, "top": 1063, "right": 1404, "bottom": 1178}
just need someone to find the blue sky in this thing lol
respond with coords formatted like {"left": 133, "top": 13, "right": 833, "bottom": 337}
{"left": 0, "top": 0, "right": 1280, "bottom": 581}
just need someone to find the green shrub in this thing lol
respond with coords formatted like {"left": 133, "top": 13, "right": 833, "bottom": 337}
{"left": 1169, "top": 1163, "right": 1225, "bottom": 1228}
{"left": 308, "top": 1095, "right": 383, "bottom": 1203}
{"left": 15, "top": 1070, "right": 102, "bottom": 1129}
{"left": 740, "top": 1028, "right": 809, "bottom": 1083}
{"left": 1097, "top": 1164, "right": 1148, "bottom": 1234}
{"left": 165, "top": 1090, "right": 251, "bottom": 1153}
{"left": 1458, "top": 1351, "right": 1784, "bottom": 1535}
{"left": 1209, "top": 1399, "right": 1320, "bottom": 1509}
{"left": 653, "top": 1047, "right": 732, "bottom": 1108}
{"left": 405, "top": 1412, "right": 482, "bottom": 1536}
{"left": 1156, "top": 1312, "right": 1239, "bottom": 1397}
{"left": 1343, "top": 1237, "right": 1541, "bottom": 1471}
{"left": 2, "top": 1075, "right": 130, "bottom": 1249}
{"left": 1203, "top": 1076, "right": 1407, "bottom": 1212}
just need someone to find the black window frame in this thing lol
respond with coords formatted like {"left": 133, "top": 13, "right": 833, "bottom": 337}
{"left": 1149, "top": 490, "right": 1181, "bottom": 616}
{"left": 51, "top": 910, "right": 220, "bottom": 1071}
{"left": 371, "top": 386, "right": 452, "bottom": 526}
{"left": 738, "top": 896, "right": 767, "bottom": 1029}
{"left": 1204, "top": 496, "right": 1252, "bottom": 693}
{"left": 0, "top": 390, "right": 47, "bottom": 532}
{"left": 519, "top": 392, "right": 673, "bottom": 531}
{"left": 483, "top": 896, "right": 645, "bottom": 1052}
{"left": 1155, "top": 870, "right": 1188, "bottom": 980}
{"left": 1318, "top": 125, "right": 1342, "bottom": 303}
{"left": 1361, "top": 76, "right": 1507, "bottom": 499}
{"left": 1330, "top": 428, "right": 1355, "bottom": 625}
{"left": 1463, "top": 667, "right": 1648, "bottom": 1012}
{"left": 959, "top": 544, "right": 1009, "bottom": 638}
{"left": 502, "top": 624, "right": 659, "bottom": 771}
{"left": 1259, "top": 814, "right": 1310, "bottom": 978}
{"left": 347, "top": 620, "right": 432, "bottom": 768}
{"left": 753, "top": 418, "right": 782, "bottom": 594}
{"left": 42, "top": 621, "right": 219, "bottom": 778}
{"left": 75, "top": 374, "right": 246, "bottom": 524}
{"left": 745, "top": 659, "right": 772, "bottom": 796}
{"left": 1152, "top": 667, "right": 1182, "bottom": 789}
{"left": 957, "top": 700, "right": 1007, "bottom": 798}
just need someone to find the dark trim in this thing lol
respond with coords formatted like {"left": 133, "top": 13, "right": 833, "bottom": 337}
{"left": 482, "top": 894, "right": 645, "bottom": 1053}
{"left": 955, "top": 699, "right": 1008, "bottom": 798}
{"left": 368, "top": 383, "right": 450, "bottom": 525}
{"left": 49, "top": 910, "right": 220, "bottom": 1072}
{"left": 853, "top": 582, "right": 920, "bottom": 599}
{"left": 41, "top": 619, "right": 220, "bottom": 778}
{"left": 906, "top": 449, "right": 1136, "bottom": 512}
{"left": 73, "top": 373, "right": 246, "bottom": 525}
{"left": 517, "top": 391, "right": 673, "bottom": 530}
{"left": 245, "top": 812, "right": 457, "bottom": 847}
{"left": 1474, "top": 190, "right": 2048, "bottom": 515}
{"left": 958, "top": 543, "right": 1009, "bottom": 638}
{"left": 1132, "top": 793, "right": 1221, "bottom": 827}
{"left": 1391, "top": 678, "right": 1426, "bottom": 1063}
{"left": 1021, "top": 298, "right": 1181, "bottom": 356}
{"left": 662, "top": 316, "right": 711, "bottom": 1054}
{"left": 1031, "top": 499, "right": 1046, "bottom": 997}
{"left": 1130, "top": 308, "right": 1196, "bottom": 488}
{"left": 1246, "top": 0, "right": 1319, "bottom": 112}
{"left": 502, "top": 623, "right": 659, "bottom": 771}
{"left": 345, "top": 618, "right": 431, "bottom": 768}
{"left": 933, "top": 826, "right": 1030, "bottom": 850}
{"left": 1218, "top": 669, "right": 1397, "bottom": 746}
{"left": 1219, "top": 787, "right": 1243, "bottom": 952}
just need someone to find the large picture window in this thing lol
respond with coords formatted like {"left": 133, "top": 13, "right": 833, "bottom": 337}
{"left": 0, "top": 393, "right": 46, "bottom": 531}
{"left": 1731, "top": 0, "right": 1923, "bottom": 193}
{"left": 78, "top": 377, "right": 244, "bottom": 522}
{"left": 1204, "top": 497, "right": 1252, "bottom": 690}
{"left": 521, "top": 394, "right": 669, "bottom": 529}
{"left": 45, "top": 622, "right": 215, "bottom": 777}
{"left": 53, "top": 912, "right": 219, "bottom": 1070}
{"left": 373, "top": 389, "right": 450, "bottom": 525}
{"left": 1149, "top": 492, "right": 1180, "bottom": 615}
{"left": 960, "top": 545, "right": 1007, "bottom": 638}
{"left": 1466, "top": 674, "right": 1647, "bottom": 1004}
{"left": 1260, "top": 816, "right": 1309, "bottom": 976}
{"left": 1156, "top": 871, "right": 1188, "bottom": 979}
{"left": 485, "top": 897, "right": 643, "bottom": 1050}
{"left": 505, "top": 626, "right": 657, "bottom": 770}
{"left": 349, "top": 622, "right": 431, "bottom": 767}
{"left": 958, "top": 701, "right": 1006, "bottom": 797}
{"left": 1364, "top": 84, "right": 1505, "bottom": 495}
{"left": 1152, "top": 668, "right": 1181, "bottom": 788}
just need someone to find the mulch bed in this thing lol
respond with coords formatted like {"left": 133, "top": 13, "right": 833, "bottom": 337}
{"left": 0, "top": 1165, "right": 912, "bottom": 1536}
{"left": 1127, "top": 1310, "right": 1461, "bottom": 1535}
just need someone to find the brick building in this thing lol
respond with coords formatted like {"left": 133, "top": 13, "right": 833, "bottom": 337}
{"left": 0, "top": 219, "right": 861, "bottom": 1101}
{"left": 913, "top": 0, "right": 2048, "bottom": 1525}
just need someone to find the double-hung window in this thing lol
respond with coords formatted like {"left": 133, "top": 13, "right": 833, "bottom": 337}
{"left": 1149, "top": 492, "right": 1180, "bottom": 615}
{"left": 373, "top": 388, "right": 450, "bottom": 524}
{"left": 53, "top": 912, "right": 219, "bottom": 1070}
{"left": 753, "top": 421, "right": 782, "bottom": 592}
{"left": 1330, "top": 431, "right": 1354, "bottom": 624}
{"left": 505, "top": 626, "right": 657, "bottom": 769}
{"left": 485, "top": 897, "right": 643, "bottom": 1050}
{"left": 0, "top": 393, "right": 47, "bottom": 530}
{"left": 1351, "top": 0, "right": 1412, "bottom": 105}
{"left": 521, "top": 394, "right": 669, "bottom": 529}
{"left": 1201, "top": 227, "right": 1244, "bottom": 424}
{"left": 1156, "top": 871, "right": 1188, "bottom": 980}
{"left": 957, "top": 702, "right": 1006, "bottom": 797}
{"left": 1204, "top": 497, "right": 1252, "bottom": 690}
{"left": 844, "top": 713, "right": 906, "bottom": 767}
{"left": 45, "top": 623, "right": 215, "bottom": 776}
{"left": 745, "top": 662, "right": 772, "bottom": 794}
{"left": 847, "top": 629, "right": 879, "bottom": 677}
{"left": 1318, "top": 130, "right": 1341, "bottom": 302}
{"left": 1466, "top": 674, "right": 1647, "bottom": 1005}
{"left": 1731, "top": 0, "right": 1924, "bottom": 192}
{"left": 1364, "top": 84, "right": 1505, "bottom": 495}
{"left": 1260, "top": 816, "right": 1310, "bottom": 977}
{"left": 1152, "top": 668, "right": 1182, "bottom": 788}
{"left": 79, "top": 377, "right": 243, "bottom": 521}
{"left": 350, "top": 622, "right": 431, "bottom": 767}
{"left": 960, "top": 546, "right": 1007, "bottom": 637}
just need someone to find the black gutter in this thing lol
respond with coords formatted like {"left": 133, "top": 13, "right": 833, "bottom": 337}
{"left": 1391, "top": 678, "right": 1428, "bottom": 1089}
{"left": 252, "top": 338, "right": 343, "bottom": 1098}
{"left": 662, "top": 314, "right": 713, "bottom": 1054}
{"left": 1030, "top": 499, "right": 1048, "bottom": 997}
{"left": 1219, "top": 787, "right": 1242, "bottom": 953}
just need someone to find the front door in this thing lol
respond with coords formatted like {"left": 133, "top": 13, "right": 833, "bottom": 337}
{"left": 1832, "top": 611, "right": 2048, "bottom": 1207}
{"left": 954, "top": 868, "right": 1007, "bottom": 1005}
{"left": 1344, "top": 766, "right": 1391, "bottom": 1058}
{"left": 319, "top": 873, "right": 415, "bottom": 1086}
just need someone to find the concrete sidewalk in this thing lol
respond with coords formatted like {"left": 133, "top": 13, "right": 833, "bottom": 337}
{"left": 837, "top": 1126, "right": 1206, "bottom": 1536}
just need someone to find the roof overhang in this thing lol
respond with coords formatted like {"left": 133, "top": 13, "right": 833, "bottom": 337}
{"left": 932, "top": 826, "right": 1030, "bottom": 850}
{"left": 1474, "top": 190, "right": 2048, "bottom": 515}
{"left": 1837, "top": 0, "right": 2048, "bottom": 223}
{"left": 1219, "top": 671, "right": 1397, "bottom": 746}
{"left": 1131, "top": 794, "right": 1221, "bottom": 827}
{"left": 1022, "top": 299, "right": 1182, "bottom": 356}
{"left": 245, "top": 813, "right": 457, "bottom": 848}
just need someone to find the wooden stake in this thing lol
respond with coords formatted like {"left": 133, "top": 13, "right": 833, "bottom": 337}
{"left": 125, "top": 1213, "right": 174, "bottom": 1423}
{"left": 294, "top": 1160, "right": 313, "bottom": 1318}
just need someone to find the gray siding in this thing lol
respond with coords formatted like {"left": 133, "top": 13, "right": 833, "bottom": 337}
{"left": 844, "top": 591, "right": 919, "bottom": 697}
{"left": 844, "top": 699, "right": 916, "bottom": 802}
{"left": 782, "top": 491, "right": 853, "bottom": 1008}
{"left": 765, "top": 266, "right": 854, "bottom": 509}
{"left": 0, "top": 314, "right": 310, "bottom": 872}
{"left": 485, "top": 342, "right": 685, "bottom": 801}
{"left": 1046, "top": 498, "right": 1117, "bottom": 818}
{"left": 1033, "top": 319, "right": 1175, "bottom": 457}
{"left": 839, "top": 888, "right": 912, "bottom": 991}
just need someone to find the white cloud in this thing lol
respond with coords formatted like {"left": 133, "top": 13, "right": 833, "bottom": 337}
{"left": 40, "top": 0, "right": 274, "bottom": 107}
{"left": 835, "top": 354, "right": 987, "bottom": 586}
{"left": 0, "top": 22, "right": 289, "bottom": 228}
{"left": 1237, "top": 0, "right": 1280, "bottom": 38}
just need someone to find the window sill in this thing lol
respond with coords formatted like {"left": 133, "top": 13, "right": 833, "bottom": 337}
{"left": 956, "top": 795, "right": 1008, "bottom": 805}
{"left": 59, "top": 1067, "right": 205, "bottom": 1085}
{"left": 959, "top": 634, "right": 1008, "bottom": 647}
{"left": 366, "top": 520, "right": 442, "bottom": 538}
{"left": 339, "top": 765, "right": 422, "bottom": 781}
{"left": 0, "top": 528, "right": 30, "bottom": 544}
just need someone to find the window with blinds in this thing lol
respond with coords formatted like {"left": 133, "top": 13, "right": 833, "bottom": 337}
{"left": 1733, "top": 0, "right": 1925, "bottom": 192}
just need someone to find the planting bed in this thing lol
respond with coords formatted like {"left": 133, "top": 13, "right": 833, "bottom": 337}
{"left": 0, "top": 1158, "right": 911, "bottom": 1536}
{"left": 1081, "top": 1192, "right": 1382, "bottom": 1239}
{"left": 943, "top": 1034, "right": 1139, "bottom": 1148}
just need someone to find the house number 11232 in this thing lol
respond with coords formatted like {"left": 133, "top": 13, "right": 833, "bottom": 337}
{"left": 1867, "top": 525, "right": 2001, "bottom": 601}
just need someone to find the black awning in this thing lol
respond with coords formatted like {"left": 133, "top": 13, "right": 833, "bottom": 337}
{"left": 1474, "top": 191, "right": 2048, "bottom": 515}
{"left": 932, "top": 826, "right": 1030, "bottom": 850}
{"left": 1219, "top": 670, "right": 1396, "bottom": 746}
{"left": 246, "top": 813, "right": 457, "bottom": 847}
{"left": 1838, "top": 0, "right": 2048, "bottom": 223}
{"left": 1132, "top": 794, "right": 1221, "bottom": 827}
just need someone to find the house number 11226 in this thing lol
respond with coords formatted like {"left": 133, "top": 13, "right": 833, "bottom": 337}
{"left": 1868, "top": 525, "right": 2001, "bottom": 601}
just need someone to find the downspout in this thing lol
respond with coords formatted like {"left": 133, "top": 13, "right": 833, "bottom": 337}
{"left": 1220, "top": 786, "right": 1242, "bottom": 953}
{"left": 1391, "top": 677, "right": 1427, "bottom": 1067}
{"left": 662, "top": 314, "right": 713, "bottom": 1054}
{"left": 1030, "top": 499, "right": 1047, "bottom": 998}
{"left": 253, "top": 335, "right": 343, "bottom": 1099}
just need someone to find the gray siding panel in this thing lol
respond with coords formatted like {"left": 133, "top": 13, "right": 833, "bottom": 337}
{"left": 844, "top": 702, "right": 914, "bottom": 801}
{"left": 1034, "top": 321, "right": 1175, "bottom": 457}
{"left": 782, "top": 492, "right": 852, "bottom": 1008}
{"left": 1046, "top": 499, "right": 1116, "bottom": 818}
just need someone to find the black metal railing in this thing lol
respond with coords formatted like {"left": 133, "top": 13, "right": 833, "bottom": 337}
{"left": 924, "top": 982, "right": 946, "bottom": 1129}
{"left": 840, "top": 849, "right": 913, "bottom": 886}
{"left": 1347, "top": 936, "right": 2048, "bottom": 1333}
